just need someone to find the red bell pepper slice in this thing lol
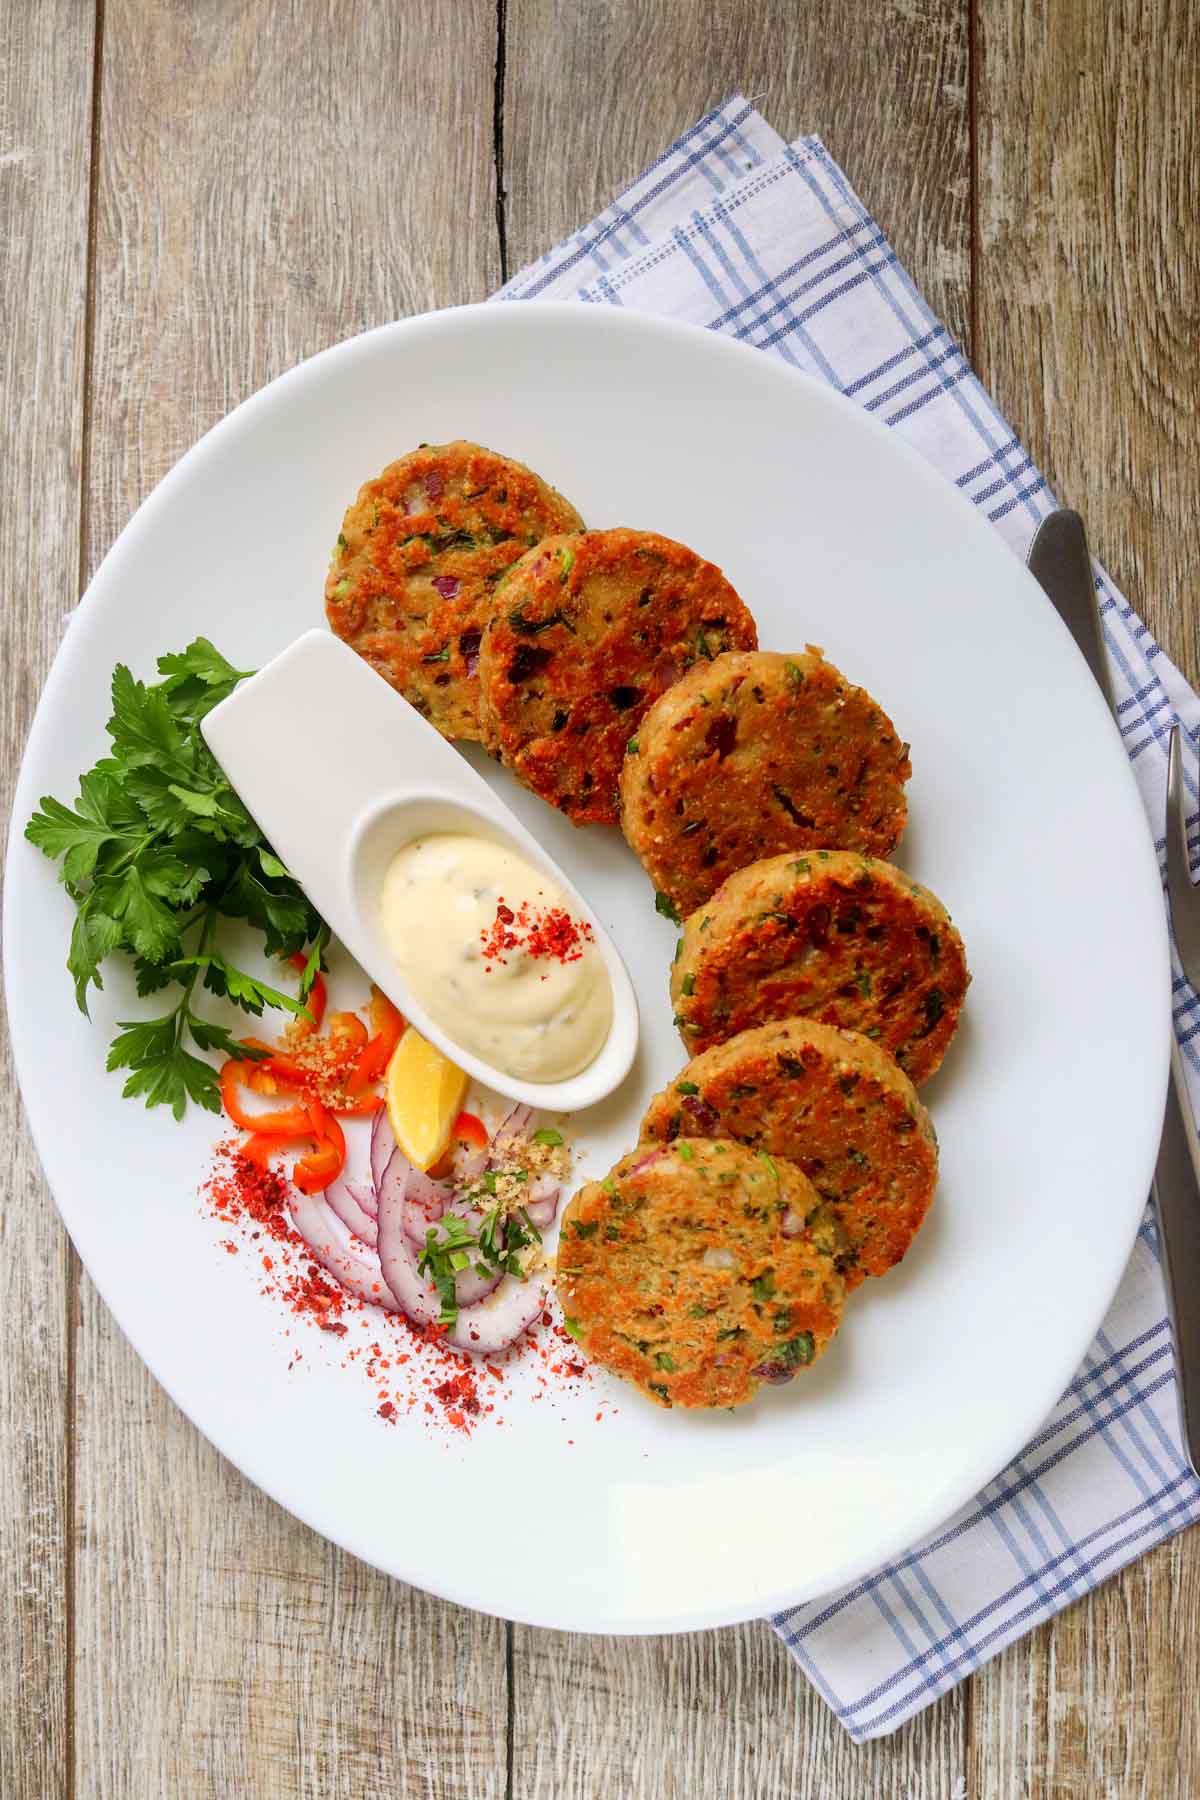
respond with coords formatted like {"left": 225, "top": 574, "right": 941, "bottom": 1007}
{"left": 345, "top": 988, "right": 405, "bottom": 1094}
{"left": 292, "top": 1102, "right": 346, "bottom": 1195}
{"left": 452, "top": 1111, "right": 489, "bottom": 1152}
{"left": 220, "top": 1057, "right": 309, "bottom": 1136}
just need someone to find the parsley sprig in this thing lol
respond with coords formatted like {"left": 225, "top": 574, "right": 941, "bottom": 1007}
{"left": 417, "top": 1201, "right": 542, "bottom": 1327}
{"left": 26, "top": 638, "right": 329, "bottom": 1119}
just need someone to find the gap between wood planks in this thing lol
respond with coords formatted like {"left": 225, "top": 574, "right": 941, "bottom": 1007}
{"left": 67, "top": 0, "right": 110, "bottom": 1792}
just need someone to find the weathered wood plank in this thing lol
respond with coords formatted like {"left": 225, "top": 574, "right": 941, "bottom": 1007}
{"left": 74, "top": 3, "right": 506, "bottom": 1795}
{"left": 971, "top": 1, "right": 1200, "bottom": 1795}
{"left": 502, "top": 0, "right": 972, "bottom": 345}
{"left": 0, "top": 2, "right": 95, "bottom": 1795}
{"left": 502, "top": 5, "right": 973, "bottom": 1792}
{"left": 974, "top": 0, "right": 1200, "bottom": 686}
{"left": 510, "top": 1622, "right": 970, "bottom": 1800}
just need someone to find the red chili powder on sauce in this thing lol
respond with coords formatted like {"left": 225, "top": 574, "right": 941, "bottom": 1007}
{"left": 479, "top": 897, "right": 593, "bottom": 968}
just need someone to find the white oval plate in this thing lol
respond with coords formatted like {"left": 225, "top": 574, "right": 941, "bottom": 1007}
{"left": 5, "top": 304, "right": 1168, "bottom": 1633}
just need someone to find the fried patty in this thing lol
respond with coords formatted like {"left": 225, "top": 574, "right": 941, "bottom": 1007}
{"left": 325, "top": 441, "right": 584, "bottom": 741}
{"left": 476, "top": 528, "right": 757, "bottom": 825}
{"left": 619, "top": 649, "right": 911, "bottom": 913}
{"left": 671, "top": 850, "right": 969, "bottom": 1082}
{"left": 555, "top": 1138, "right": 845, "bottom": 1409}
{"left": 639, "top": 1019, "right": 938, "bottom": 1289}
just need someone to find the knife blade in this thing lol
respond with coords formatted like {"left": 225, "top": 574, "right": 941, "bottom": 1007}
{"left": 1026, "top": 508, "right": 1200, "bottom": 1478}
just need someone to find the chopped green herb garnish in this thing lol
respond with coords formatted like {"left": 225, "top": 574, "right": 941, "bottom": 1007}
{"left": 680, "top": 973, "right": 695, "bottom": 996}
{"left": 855, "top": 970, "right": 873, "bottom": 998}
{"left": 783, "top": 660, "right": 804, "bottom": 688}
{"left": 751, "top": 1269, "right": 776, "bottom": 1303}
{"left": 626, "top": 737, "right": 639, "bottom": 755}
{"left": 571, "top": 1220, "right": 599, "bottom": 1240}
{"left": 533, "top": 1127, "right": 563, "bottom": 1148}
{"left": 758, "top": 1150, "right": 780, "bottom": 1181}
{"left": 558, "top": 543, "right": 575, "bottom": 581}
{"left": 696, "top": 629, "right": 713, "bottom": 660}
{"left": 654, "top": 1351, "right": 676, "bottom": 1371}
{"left": 676, "top": 1142, "right": 695, "bottom": 1162}
{"left": 922, "top": 988, "right": 946, "bottom": 1034}
{"left": 655, "top": 891, "right": 682, "bottom": 924}
{"left": 676, "top": 1081, "right": 700, "bottom": 1096}
{"left": 484, "top": 1170, "right": 499, "bottom": 1194}
{"left": 563, "top": 1316, "right": 584, "bottom": 1341}
{"left": 717, "top": 1325, "right": 745, "bottom": 1341}
{"left": 779, "top": 1332, "right": 815, "bottom": 1368}
{"left": 673, "top": 938, "right": 683, "bottom": 963}
{"left": 791, "top": 859, "right": 812, "bottom": 875}
{"left": 648, "top": 1382, "right": 672, "bottom": 1405}
{"left": 602, "top": 1177, "right": 616, "bottom": 1195}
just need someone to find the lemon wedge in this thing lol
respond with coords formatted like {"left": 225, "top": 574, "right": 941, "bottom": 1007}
{"left": 385, "top": 1027, "right": 468, "bottom": 1172}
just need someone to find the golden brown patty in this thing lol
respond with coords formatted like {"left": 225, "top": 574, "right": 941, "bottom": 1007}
{"left": 671, "top": 850, "right": 969, "bottom": 1082}
{"left": 639, "top": 1019, "right": 937, "bottom": 1289}
{"left": 555, "top": 1138, "right": 845, "bottom": 1408}
{"left": 324, "top": 441, "right": 584, "bottom": 741}
{"left": 476, "top": 528, "right": 757, "bottom": 826}
{"left": 619, "top": 649, "right": 911, "bottom": 913}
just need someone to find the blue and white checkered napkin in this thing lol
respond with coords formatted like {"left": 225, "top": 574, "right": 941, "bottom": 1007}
{"left": 497, "top": 95, "right": 1200, "bottom": 1739}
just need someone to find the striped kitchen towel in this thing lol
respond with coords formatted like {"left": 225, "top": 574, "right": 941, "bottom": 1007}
{"left": 496, "top": 95, "right": 1200, "bottom": 1741}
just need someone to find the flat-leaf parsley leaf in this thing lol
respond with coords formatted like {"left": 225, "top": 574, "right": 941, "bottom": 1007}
{"left": 26, "top": 639, "right": 329, "bottom": 1119}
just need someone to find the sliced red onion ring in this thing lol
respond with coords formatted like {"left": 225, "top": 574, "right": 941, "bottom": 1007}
{"left": 630, "top": 1147, "right": 664, "bottom": 1176}
{"left": 369, "top": 1109, "right": 396, "bottom": 1203}
{"left": 492, "top": 1102, "right": 534, "bottom": 1150}
{"left": 444, "top": 1275, "right": 549, "bottom": 1356}
{"left": 325, "top": 1172, "right": 378, "bottom": 1248}
{"left": 288, "top": 1193, "right": 398, "bottom": 1313}
{"left": 424, "top": 469, "right": 444, "bottom": 502}
{"left": 431, "top": 575, "right": 459, "bottom": 599}
{"left": 376, "top": 1163, "right": 442, "bottom": 1326}
{"left": 522, "top": 1188, "right": 560, "bottom": 1229}
{"left": 456, "top": 1143, "right": 489, "bottom": 1185}
{"left": 401, "top": 1180, "right": 449, "bottom": 1251}
{"left": 780, "top": 1208, "right": 806, "bottom": 1239}
{"left": 453, "top": 1261, "right": 502, "bottom": 1308}
{"left": 377, "top": 1144, "right": 451, "bottom": 1250}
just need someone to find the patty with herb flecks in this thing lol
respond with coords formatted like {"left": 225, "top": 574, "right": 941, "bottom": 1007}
{"left": 639, "top": 1019, "right": 938, "bottom": 1288}
{"left": 476, "top": 528, "right": 757, "bottom": 825}
{"left": 325, "top": 441, "right": 585, "bottom": 741}
{"left": 619, "top": 649, "right": 910, "bottom": 913}
{"left": 671, "top": 850, "right": 969, "bottom": 1082}
{"left": 555, "top": 1139, "right": 845, "bottom": 1409}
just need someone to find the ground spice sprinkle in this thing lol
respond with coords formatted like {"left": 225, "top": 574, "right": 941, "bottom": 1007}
{"left": 479, "top": 895, "right": 594, "bottom": 968}
{"left": 200, "top": 1139, "right": 596, "bottom": 1438}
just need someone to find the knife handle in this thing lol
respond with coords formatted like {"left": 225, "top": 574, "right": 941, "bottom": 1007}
{"left": 1152, "top": 1039, "right": 1200, "bottom": 1480}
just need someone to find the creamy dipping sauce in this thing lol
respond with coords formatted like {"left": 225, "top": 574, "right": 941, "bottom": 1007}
{"left": 379, "top": 833, "right": 612, "bottom": 1081}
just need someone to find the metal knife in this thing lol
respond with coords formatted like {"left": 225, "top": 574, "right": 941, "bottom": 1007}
{"left": 1027, "top": 508, "right": 1200, "bottom": 1478}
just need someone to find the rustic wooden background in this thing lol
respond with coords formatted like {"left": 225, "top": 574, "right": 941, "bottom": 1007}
{"left": 3, "top": 0, "right": 1198, "bottom": 1794}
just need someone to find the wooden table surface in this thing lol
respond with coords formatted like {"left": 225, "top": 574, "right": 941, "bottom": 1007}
{"left": 3, "top": 2, "right": 1198, "bottom": 1794}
